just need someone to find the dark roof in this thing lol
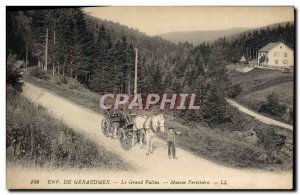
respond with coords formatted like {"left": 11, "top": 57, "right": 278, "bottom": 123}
{"left": 258, "top": 42, "right": 280, "bottom": 52}
{"left": 239, "top": 55, "right": 247, "bottom": 62}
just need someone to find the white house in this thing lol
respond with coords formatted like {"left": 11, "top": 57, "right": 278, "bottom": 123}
{"left": 257, "top": 42, "right": 294, "bottom": 69}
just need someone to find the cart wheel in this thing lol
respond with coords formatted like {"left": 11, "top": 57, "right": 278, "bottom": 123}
{"left": 101, "top": 119, "right": 110, "bottom": 137}
{"left": 119, "top": 128, "right": 132, "bottom": 150}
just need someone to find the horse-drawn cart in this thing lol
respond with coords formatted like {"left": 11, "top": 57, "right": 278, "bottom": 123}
{"left": 101, "top": 111, "right": 122, "bottom": 137}
{"left": 101, "top": 109, "right": 144, "bottom": 150}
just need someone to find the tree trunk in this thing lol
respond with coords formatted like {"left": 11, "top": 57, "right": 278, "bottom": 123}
{"left": 134, "top": 48, "right": 138, "bottom": 94}
{"left": 30, "top": 130, "right": 34, "bottom": 158}
{"left": 70, "top": 61, "right": 73, "bottom": 78}
{"left": 52, "top": 65, "right": 55, "bottom": 76}
{"left": 127, "top": 72, "right": 131, "bottom": 95}
{"left": 44, "top": 28, "right": 48, "bottom": 70}
{"left": 53, "top": 29, "right": 56, "bottom": 75}
{"left": 25, "top": 46, "right": 28, "bottom": 69}
{"left": 63, "top": 62, "right": 65, "bottom": 76}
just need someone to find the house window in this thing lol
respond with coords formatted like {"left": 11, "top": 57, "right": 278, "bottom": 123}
{"left": 283, "top": 60, "right": 287, "bottom": 65}
{"left": 275, "top": 60, "right": 278, "bottom": 65}
{"left": 284, "top": 52, "right": 287, "bottom": 57}
{"left": 274, "top": 52, "right": 278, "bottom": 57}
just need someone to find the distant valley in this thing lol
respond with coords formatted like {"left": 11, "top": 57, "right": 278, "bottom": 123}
{"left": 158, "top": 28, "right": 251, "bottom": 45}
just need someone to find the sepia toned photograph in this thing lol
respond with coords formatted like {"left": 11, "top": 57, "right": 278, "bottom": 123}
{"left": 6, "top": 6, "right": 295, "bottom": 190}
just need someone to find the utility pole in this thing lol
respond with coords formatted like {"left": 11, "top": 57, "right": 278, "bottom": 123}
{"left": 127, "top": 72, "right": 131, "bottom": 95}
{"left": 134, "top": 48, "right": 138, "bottom": 94}
{"left": 53, "top": 29, "right": 56, "bottom": 75}
{"left": 45, "top": 28, "right": 48, "bottom": 70}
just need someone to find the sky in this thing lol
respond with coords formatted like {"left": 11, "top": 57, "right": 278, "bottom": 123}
{"left": 84, "top": 6, "right": 294, "bottom": 36}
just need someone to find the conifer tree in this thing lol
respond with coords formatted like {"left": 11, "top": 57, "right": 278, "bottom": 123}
{"left": 203, "top": 79, "right": 228, "bottom": 125}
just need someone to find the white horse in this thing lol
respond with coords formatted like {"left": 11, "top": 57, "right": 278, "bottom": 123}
{"left": 132, "top": 113, "right": 165, "bottom": 155}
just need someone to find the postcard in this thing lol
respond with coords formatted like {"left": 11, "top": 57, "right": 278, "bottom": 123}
{"left": 6, "top": 6, "right": 294, "bottom": 190}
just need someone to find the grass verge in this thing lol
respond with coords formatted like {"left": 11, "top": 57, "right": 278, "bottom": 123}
{"left": 160, "top": 107, "right": 293, "bottom": 171}
{"left": 24, "top": 70, "right": 99, "bottom": 111}
{"left": 7, "top": 86, "right": 129, "bottom": 170}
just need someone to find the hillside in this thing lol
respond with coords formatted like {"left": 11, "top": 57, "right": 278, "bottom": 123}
{"left": 85, "top": 15, "right": 188, "bottom": 65}
{"left": 159, "top": 21, "right": 294, "bottom": 46}
{"left": 227, "top": 68, "right": 294, "bottom": 124}
{"left": 158, "top": 28, "right": 250, "bottom": 45}
{"left": 226, "top": 21, "right": 294, "bottom": 42}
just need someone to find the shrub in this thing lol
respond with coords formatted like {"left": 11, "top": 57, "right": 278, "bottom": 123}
{"left": 60, "top": 76, "right": 68, "bottom": 84}
{"left": 259, "top": 92, "right": 286, "bottom": 116}
{"left": 257, "top": 128, "right": 286, "bottom": 152}
{"left": 29, "top": 68, "right": 49, "bottom": 80}
{"left": 227, "top": 84, "right": 242, "bottom": 98}
{"left": 6, "top": 53, "right": 23, "bottom": 92}
{"left": 69, "top": 83, "right": 79, "bottom": 89}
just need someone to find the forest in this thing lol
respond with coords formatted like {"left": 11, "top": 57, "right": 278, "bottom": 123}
{"left": 7, "top": 7, "right": 295, "bottom": 125}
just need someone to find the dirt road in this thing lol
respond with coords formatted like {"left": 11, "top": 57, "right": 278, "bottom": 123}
{"left": 226, "top": 98, "right": 293, "bottom": 130}
{"left": 7, "top": 82, "right": 292, "bottom": 189}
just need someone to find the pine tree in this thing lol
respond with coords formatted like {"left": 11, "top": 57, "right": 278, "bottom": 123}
{"left": 7, "top": 11, "right": 33, "bottom": 67}
{"left": 203, "top": 79, "right": 228, "bottom": 125}
{"left": 150, "top": 64, "right": 163, "bottom": 93}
